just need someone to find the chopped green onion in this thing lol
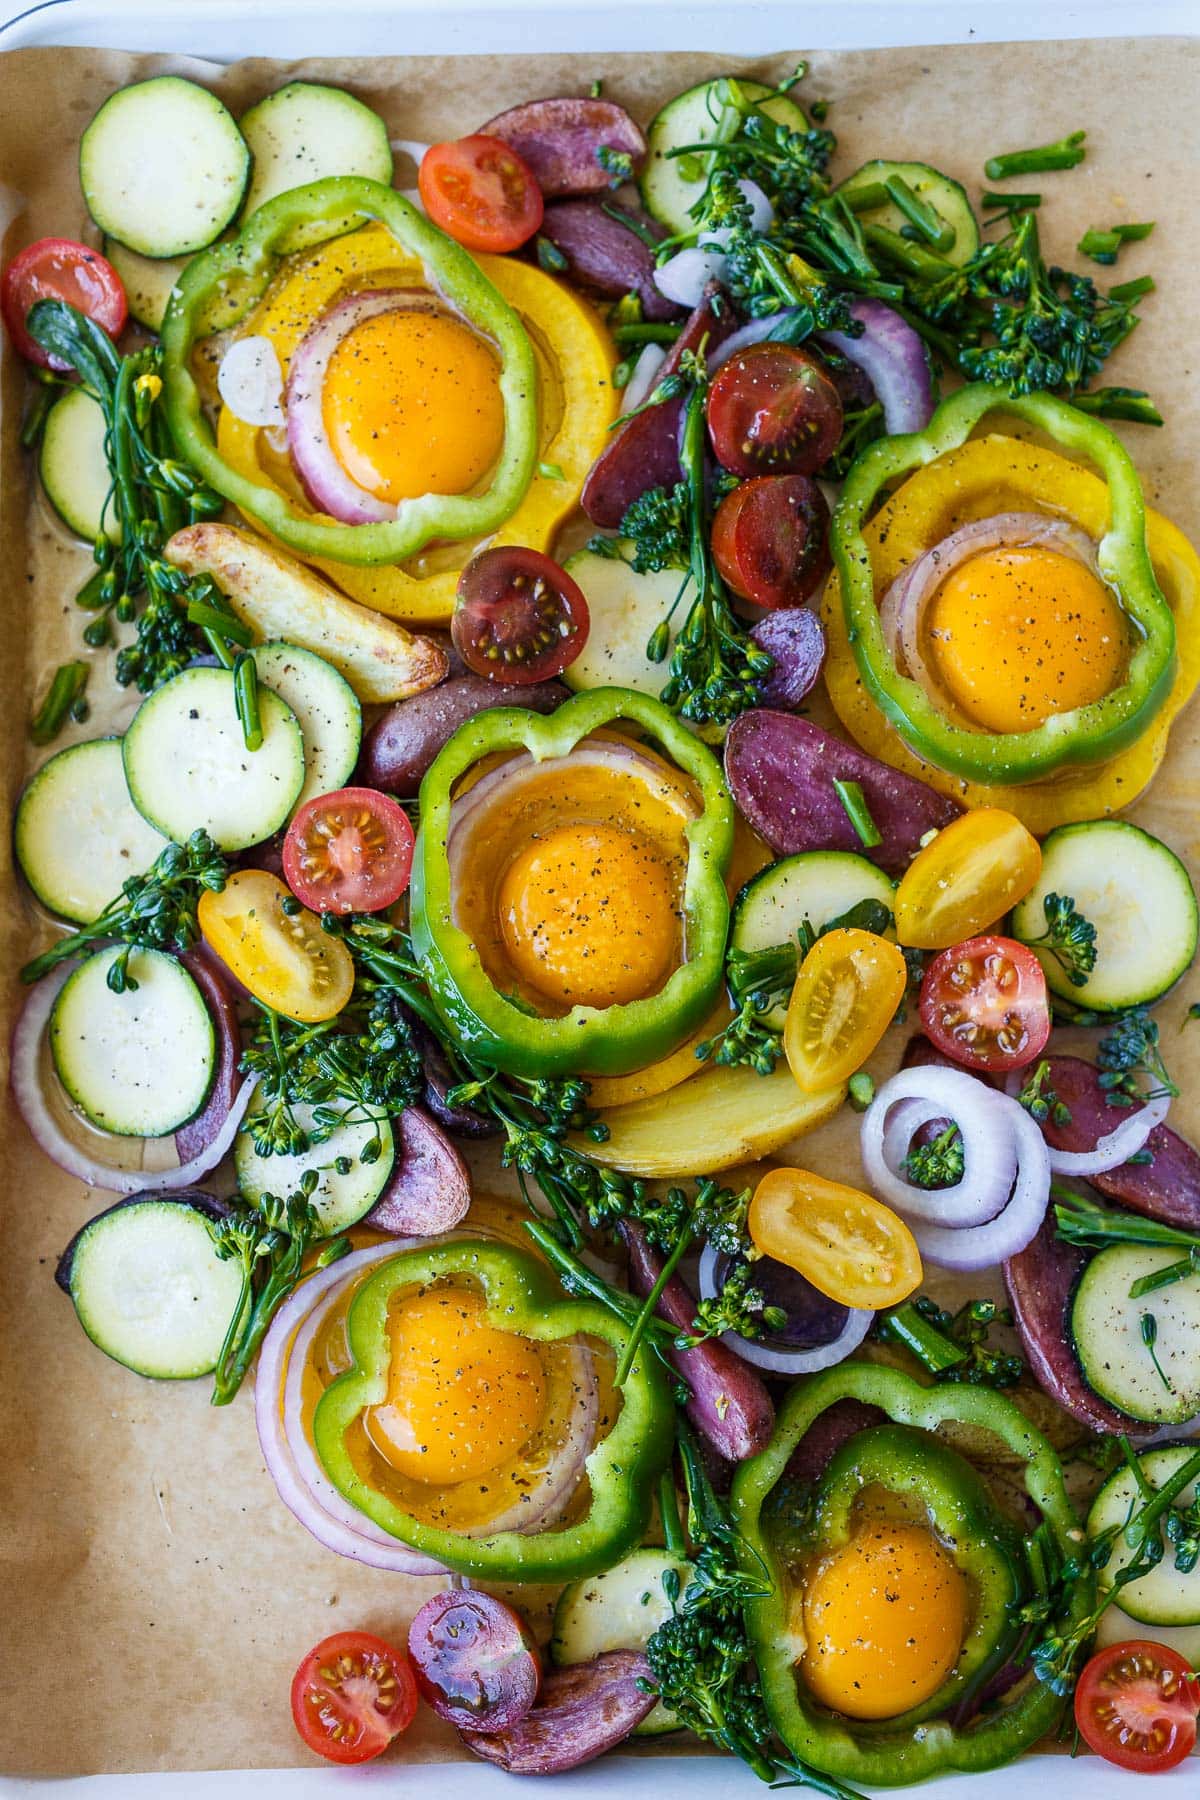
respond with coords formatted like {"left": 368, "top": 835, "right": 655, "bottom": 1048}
{"left": 30, "top": 659, "right": 89, "bottom": 745}
{"left": 848, "top": 1071, "right": 876, "bottom": 1112}
{"left": 1109, "top": 274, "right": 1156, "bottom": 304}
{"left": 612, "top": 321, "right": 683, "bottom": 346}
{"left": 984, "top": 130, "right": 1086, "bottom": 181}
{"left": 884, "top": 174, "right": 955, "bottom": 252}
{"left": 535, "top": 235, "right": 568, "bottom": 273}
{"left": 980, "top": 189, "right": 1042, "bottom": 213}
{"left": 233, "top": 651, "right": 263, "bottom": 753}
{"left": 841, "top": 180, "right": 890, "bottom": 214}
{"left": 833, "top": 778, "right": 882, "bottom": 849}
{"left": 1078, "top": 221, "right": 1154, "bottom": 266}
{"left": 1071, "top": 387, "right": 1162, "bottom": 427}
{"left": 537, "top": 461, "right": 566, "bottom": 481}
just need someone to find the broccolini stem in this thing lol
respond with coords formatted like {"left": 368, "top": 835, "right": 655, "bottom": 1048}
{"left": 984, "top": 130, "right": 1086, "bottom": 181}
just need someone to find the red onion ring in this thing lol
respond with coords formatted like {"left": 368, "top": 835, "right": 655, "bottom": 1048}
{"left": 11, "top": 964, "right": 254, "bottom": 1193}
{"left": 1003, "top": 1070, "right": 1170, "bottom": 1175}
{"left": 285, "top": 288, "right": 442, "bottom": 526}
{"left": 861, "top": 1068, "right": 1018, "bottom": 1226}
{"left": 696, "top": 1243, "right": 873, "bottom": 1373}
{"left": 256, "top": 1241, "right": 448, "bottom": 1575}
{"left": 175, "top": 951, "right": 242, "bottom": 1165}
{"left": 818, "top": 297, "right": 934, "bottom": 435}
{"left": 879, "top": 512, "right": 1101, "bottom": 713}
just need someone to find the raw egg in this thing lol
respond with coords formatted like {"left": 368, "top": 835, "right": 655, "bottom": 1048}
{"left": 497, "top": 821, "right": 679, "bottom": 1010}
{"left": 925, "top": 544, "right": 1126, "bottom": 733}
{"left": 322, "top": 308, "right": 505, "bottom": 504}
{"left": 800, "top": 1520, "right": 967, "bottom": 1720}
{"left": 365, "top": 1286, "right": 545, "bottom": 1485}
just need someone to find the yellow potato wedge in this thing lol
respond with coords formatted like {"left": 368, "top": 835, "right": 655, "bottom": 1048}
{"left": 582, "top": 1061, "right": 845, "bottom": 1178}
{"left": 165, "top": 522, "right": 448, "bottom": 703}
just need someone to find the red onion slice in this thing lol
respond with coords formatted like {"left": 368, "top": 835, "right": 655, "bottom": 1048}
{"left": 11, "top": 964, "right": 254, "bottom": 1194}
{"left": 285, "top": 288, "right": 442, "bottom": 526}
{"left": 879, "top": 512, "right": 1102, "bottom": 712}
{"left": 905, "top": 1096, "right": 1051, "bottom": 1272}
{"left": 696, "top": 1243, "right": 873, "bottom": 1373}
{"left": 1003, "top": 1070, "right": 1170, "bottom": 1175}
{"left": 257, "top": 1241, "right": 449, "bottom": 1575}
{"left": 620, "top": 342, "right": 667, "bottom": 415}
{"left": 861, "top": 1067, "right": 1018, "bottom": 1226}
{"left": 175, "top": 951, "right": 243, "bottom": 1165}
{"left": 818, "top": 298, "right": 934, "bottom": 436}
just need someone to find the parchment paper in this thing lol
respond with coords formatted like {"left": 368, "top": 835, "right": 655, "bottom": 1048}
{"left": 0, "top": 36, "right": 1197, "bottom": 1779}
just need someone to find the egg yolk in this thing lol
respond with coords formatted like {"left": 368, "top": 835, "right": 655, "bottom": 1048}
{"left": 497, "top": 821, "right": 679, "bottom": 1010}
{"left": 800, "top": 1521, "right": 967, "bottom": 1720}
{"left": 365, "top": 1288, "right": 545, "bottom": 1486}
{"left": 924, "top": 544, "right": 1126, "bottom": 733}
{"left": 322, "top": 309, "right": 505, "bottom": 504}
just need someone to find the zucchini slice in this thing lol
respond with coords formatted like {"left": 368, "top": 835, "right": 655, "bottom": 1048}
{"left": 15, "top": 737, "right": 167, "bottom": 925}
{"left": 551, "top": 1548, "right": 693, "bottom": 1734}
{"left": 562, "top": 549, "right": 690, "bottom": 698}
{"left": 731, "top": 852, "right": 896, "bottom": 1026}
{"left": 50, "top": 947, "right": 216, "bottom": 1137}
{"left": 1088, "top": 1445, "right": 1200, "bottom": 1625}
{"left": 641, "top": 77, "right": 806, "bottom": 235}
{"left": 238, "top": 81, "right": 393, "bottom": 251}
{"left": 234, "top": 1088, "right": 395, "bottom": 1237}
{"left": 250, "top": 641, "right": 362, "bottom": 814}
{"left": 1011, "top": 819, "right": 1198, "bottom": 1010}
{"left": 80, "top": 75, "right": 250, "bottom": 258}
{"left": 835, "top": 160, "right": 980, "bottom": 267}
{"left": 39, "top": 387, "right": 119, "bottom": 544}
{"left": 67, "top": 1197, "right": 242, "bottom": 1380}
{"left": 1071, "top": 1245, "right": 1200, "bottom": 1425}
{"left": 122, "top": 665, "right": 305, "bottom": 852}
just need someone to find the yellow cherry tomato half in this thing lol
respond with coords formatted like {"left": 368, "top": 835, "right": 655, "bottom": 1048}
{"left": 198, "top": 869, "right": 354, "bottom": 1023}
{"left": 893, "top": 808, "right": 1042, "bottom": 951}
{"left": 784, "top": 927, "right": 907, "bottom": 1094}
{"left": 749, "top": 1166, "right": 922, "bottom": 1308}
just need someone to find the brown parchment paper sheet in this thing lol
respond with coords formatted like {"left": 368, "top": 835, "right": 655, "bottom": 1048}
{"left": 0, "top": 35, "right": 1198, "bottom": 1779}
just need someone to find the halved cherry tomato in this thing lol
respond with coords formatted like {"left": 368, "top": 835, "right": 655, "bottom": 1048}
{"left": 1, "top": 237, "right": 126, "bottom": 369}
{"left": 283, "top": 786, "right": 414, "bottom": 917}
{"left": 419, "top": 135, "right": 544, "bottom": 253}
{"left": 706, "top": 342, "right": 843, "bottom": 478}
{"left": 710, "top": 473, "right": 831, "bottom": 609}
{"left": 453, "top": 545, "right": 589, "bottom": 682}
{"left": 919, "top": 934, "right": 1050, "bottom": 1073}
{"left": 784, "top": 927, "right": 908, "bottom": 1094}
{"left": 198, "top": 869, "right": 354, "bottom": 1023}
{"left": 1073, "top": 1640, "right": 1199, "bottom": 1774}
{"left": 894, "top": 809, "right": 1042, "bottom": 950}
{"left": 749, "top": 1166, "right": 922, "bottom": 1308}
{"left": 291, "top": 1629, "right": 418, "bottom": 1765}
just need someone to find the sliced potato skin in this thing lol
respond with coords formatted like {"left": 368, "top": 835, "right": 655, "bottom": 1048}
{"left": 164, "top": 521, "right": 448, "bottom": 703}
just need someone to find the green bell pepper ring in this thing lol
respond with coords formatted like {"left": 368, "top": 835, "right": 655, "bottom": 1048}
{"left": 408, "top": 686, "right": 735, "bottom": 1079}
{"left": 313, "top": 1239, "right": 675, "bottom": 1582}
{"left": 160, "top": 177, "right": 539, "bottom": 567}
{"left": 730, "top": 1363, "right": 1093, "bottom": 1787}
{"left": 832, "top": 382, "right": 1176, "bottom": 785}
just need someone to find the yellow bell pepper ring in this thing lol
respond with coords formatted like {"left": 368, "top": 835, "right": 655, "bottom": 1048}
{"left": 822, "top": 432, "right": 1200, "bottom": 833}
{"left": 161, "top": 176, "right": 540, "bottom": 569}
{"left": 210, "top": 220, "right": 616, "bottom": 626}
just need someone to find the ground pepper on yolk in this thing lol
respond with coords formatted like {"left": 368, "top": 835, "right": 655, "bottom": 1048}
{"left": 322, "top": 308, "right": 506, "bottom": 504}
{"left": 365, "top": 1287, "right": 546, "bottom": 1486}
{"left": 925, "top": 544, "right": 1127, "bottom": 734}
{"left": 497, "top": 821, "right": 679, "bottom": 1010}
{"left": 799, "top": 1520, "right": 968, "bottom": 1720}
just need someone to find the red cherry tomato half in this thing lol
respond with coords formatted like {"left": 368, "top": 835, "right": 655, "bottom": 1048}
{"left": 1074, "top": 1640, "right": 1198, "bottom": 1774}
{"left": 419, "top": 136, "right": 544, "bottom": 253}
{"left": 706, "top": 342, "right": 843, "bottom": 478}
{"left": 1, "top": 237, "right": 127, "bottom": 370}
{"left": 711, "top": 473, "right": 832, "bottom": 609}
{"left": 291, "top": 1629, "right": 418, "bottom": 1765}
{"left": 452, "top": 545, "right": 589, "bottom": 683}
{"left": 919, "top": 934, "right": 1050, "bottom": 1074}
{"left": 282, "top": 786, "right": 415, "bottom": 916}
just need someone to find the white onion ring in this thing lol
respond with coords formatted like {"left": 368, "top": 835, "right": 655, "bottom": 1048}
{"left": 620, "top": 342, "right": 667, "bottom": 415}
{"left": 653, "top": 245, "right": 728, "bottom": 309}
{"left": 697, "top": 1243, "right": 874, "bottom": 1374}
{"left": 879, "top": 512, "right": 1102, "bottom": 713}
{"left": 861, "top": 1067, "right": 1018, "bottom": 1226}
{"left": 11, "top": 965, "right": 254, "bottom": 1193}
{"left": 257, "top": 1241, "right": 448, "bottom": 1575}
{"left": 904, "top": 1095, "right": 1051, "bottom": 1272}
{"left": 1003, "top": 1071, "right": 1171, "bottom": 1174}
{"left": 284, "top": 288, "right": 442, "bottom": 525}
